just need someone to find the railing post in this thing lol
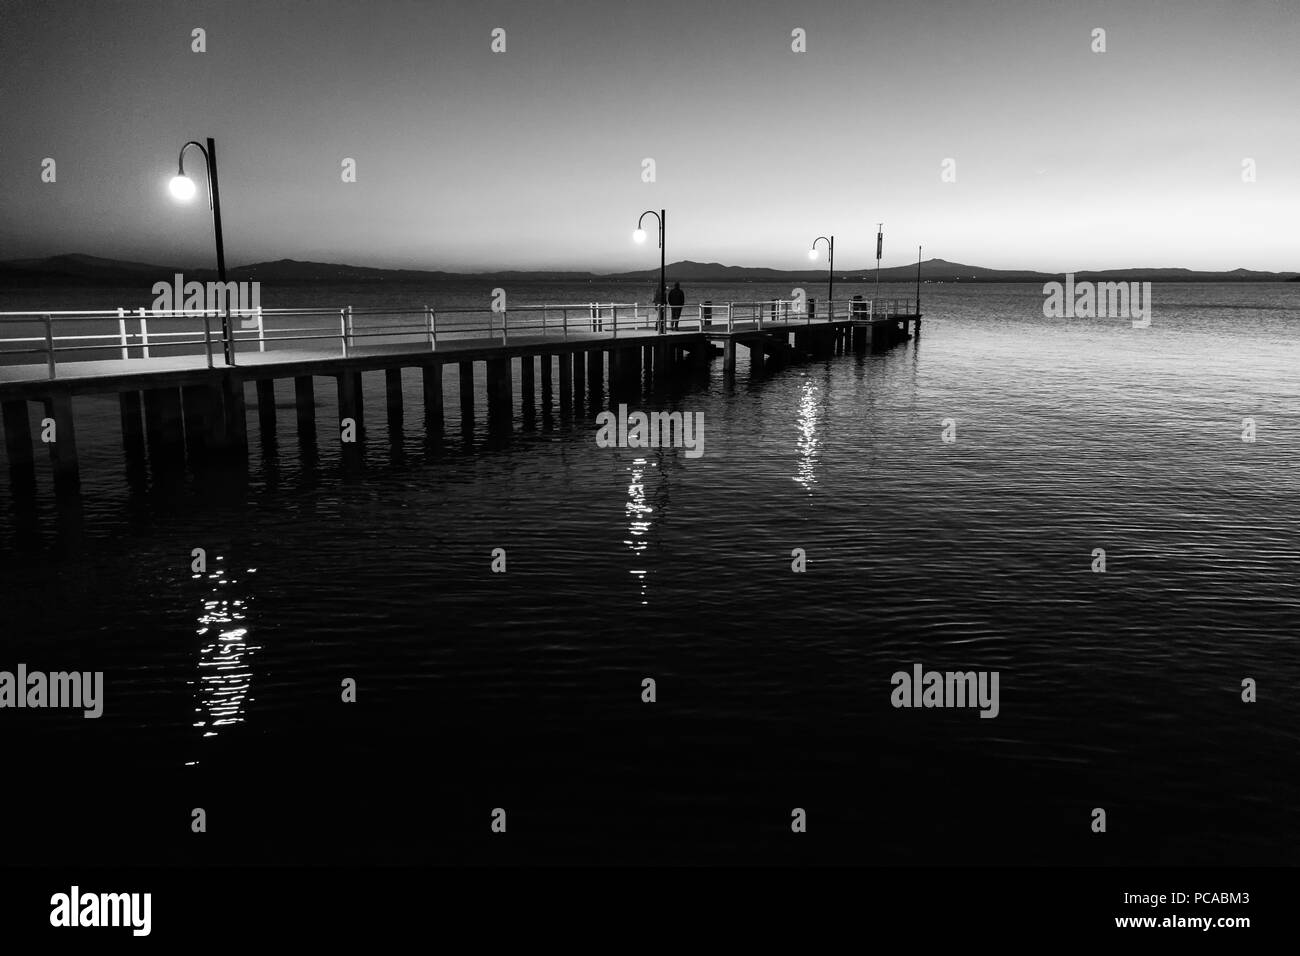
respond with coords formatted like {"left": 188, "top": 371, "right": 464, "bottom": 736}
{"left": 256, "top": 306, "right": 266, "bottom": 352}
{"left": 728, "top": 302, "right": 734, "bottom": 332}
{"left": 202, "top": 310, "right": 214, "bottom": 369}
{"left": 426, "top": 305, "right": 436, "bottom": 350}
{"left": 346, "top": 305, "right": 354, "bottom": 350}
{"left": 612, "top": 304, "right": 618, "bottom": 339}
{"left": 138, "top": 307, "right": 150, "bottom": 358}
{"left": 542, "top": 306, "right": 548, "bottom": 336}
{"left": 502, "top": 307, "right": 509, "bottom": 346}
{"left": 43, "top": 314, "right": 55, "bottom": 379}
{"left": 117, "top": 307, "right": 129, "bottom": 359}
{"left": 563, "top": 307, "right": 568, "bottom": 342}
{"left": 339, "top": 308, "right": 349, "bottom": 357}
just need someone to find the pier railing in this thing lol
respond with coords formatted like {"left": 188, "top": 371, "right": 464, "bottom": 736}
{"left": 0, "top": 297, "right": 918, "bottom": 379}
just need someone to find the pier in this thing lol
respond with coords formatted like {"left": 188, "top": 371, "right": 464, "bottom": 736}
{"left": 0, "top": 297, "right": 920, "bottom": 494}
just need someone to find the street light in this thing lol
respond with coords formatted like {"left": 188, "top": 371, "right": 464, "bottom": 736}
{"left": 169, "top": 137, "right": 233, "bottom": 366}
{"left": 810, "top": 235, "right": 834, "bottom": 314}
{"left": 634, "top": 209, "right": 665, "bottom": 333}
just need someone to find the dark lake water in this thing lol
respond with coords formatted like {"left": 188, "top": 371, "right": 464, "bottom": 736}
{"left": 2, "top": 281, "right": 1298, "bottom": 865}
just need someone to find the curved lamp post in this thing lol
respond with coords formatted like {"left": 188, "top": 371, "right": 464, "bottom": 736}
{"left": 169, "top": 137, "right": 233, "bottom": 366}
{"left": 633, "top": 209, "right": 666, "bottom": 333}
{"left": 809, "top": 235, "right": 834, "bottom": 315}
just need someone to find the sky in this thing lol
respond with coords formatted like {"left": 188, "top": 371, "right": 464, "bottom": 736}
{"left": 1, "top": 0, "right": 1297, "bottom": 273}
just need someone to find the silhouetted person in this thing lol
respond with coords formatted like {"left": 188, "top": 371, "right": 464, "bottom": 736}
{"left": 668, "top": 282, "right": 685, "bottom": 330}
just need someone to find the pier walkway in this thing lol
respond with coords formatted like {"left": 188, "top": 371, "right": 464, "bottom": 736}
{"left": 0, "top": 297, "right": 920, "bottom": 492}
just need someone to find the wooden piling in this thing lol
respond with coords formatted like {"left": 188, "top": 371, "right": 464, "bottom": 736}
{"left": 222, "top": 375, "right": 248, "bottom": 453}
{"left": 486, "top": 357, "right": 512, "bottom": 431}
{"left": 295, "top": 376, "right": 316, "bottom": 444}
{"left": 119, "top": 392, "right": 145, "bottom": 460}
{"left": 559, "top": 352, "right": 572, "bottom": 410}
{"left": 42, "top": 392, "right": 79, "bottom": 487}
{"left": 256, "top": 379, "right": 277, "bottom": 440}
{"left": 572, "top": 351, "right": 585, "bottom": 404}
{"left": 143, "top": 387, "right": 185, "bottom": 463}
{"left": 2, "top": 400, "right": 33, "bottom": 470}
{"left": 385, "top": 368, "right": 403, "bottom": 429}
{"left": 422, "top": 365, "right": 443, "bottom": 435}
{"left": 182, "top": 384, "right": 219, "bottom": 461}
{"left": 540, "top": 353, "right": 553, "bottom": 409}
{"left": 337, "top": 371, "right": 362, "bottom": 440}
{"left": 520, "top": 354, "right": 535, "bottom": 428}
{"left": 459, "top": 361, "right": 475, "bottom": 428}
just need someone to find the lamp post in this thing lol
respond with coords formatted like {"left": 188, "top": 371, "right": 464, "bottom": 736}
{"left": 169, "top": 137, "right": 233, "bottom": 366}
{"left": 916, "top": 244, "right": 922, "bottom": 313}
{"left": 809, "top": 235, "right": 833, "bottom": 317}
{"left": 874, "top": 222, "right": 883, "bottom": 301}
{"left": 633, "top": 209, "right": 665, "bottom": 333}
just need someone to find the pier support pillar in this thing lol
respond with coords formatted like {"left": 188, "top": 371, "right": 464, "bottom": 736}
{"left": 422, "top": 365, "right": 443, "bottom": 436}
{"left": 182, "top": 384, "right": 222, "bottom": 462}
{"left": 295, "top": 376, "right": 316, "bottom": 445}
{"left": 572, "top": 351, "right": 585, "bottom": 405}
{"left": 620, "top": 346, "right": 641, "bottom": 397}
{"left": 385, "top": 368, "right": 404, "bottom": 431}
{"left": 654, "top": 341, "right": 671, "bottom": 380}
{"left": 587, "top": 349, "right": 603, "bottom": 398}
{"left": 144, "top": 387, "right": 186, "bottom": 465}
{"left": 559, "top": 352, "right": 572, "bottom": 411}
{"left": 42, "top": 392, "right": 80, "bottom": 488}
{"left": 256, "top": 379, "right": 277, "bottom": 441}
{"left": 486, "top": 357, "right": 512, "bottom": 432}
{"left": 540, "top": 353, "right": 553, "bottom": 410}
{"left": 2, "top": 400, "right": 35, "bottom": 487}
{"left": 520, "top": 354, "right": 536, "bottom": 429}
{"left": 722, "top": 340, "right": 736, "bottom": 377}
{"left": 459, "top": 361, "right": 475, "bottom": 430}
{"left": 223, "top": 375, "right": 248, "bottom": 454}
{"left": 337, "top": 372, "right": 363, "bottom": 445}
{"left": 118, "top": 392, "right": 145, "bottom": 461}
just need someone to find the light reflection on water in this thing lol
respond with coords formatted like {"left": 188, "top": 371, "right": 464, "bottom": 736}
{"left": 793, "top": 378, "right": 821, "bottom": 492}
{"left": 187, "top": 555, "right": 259, "bottom": 766}
{"left": 625, "top": 457, "right": 652, "bottom": 605}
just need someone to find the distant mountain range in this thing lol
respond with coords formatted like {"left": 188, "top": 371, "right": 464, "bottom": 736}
{"left": 2, "top": 253, "right": 1296, "bottom": 285}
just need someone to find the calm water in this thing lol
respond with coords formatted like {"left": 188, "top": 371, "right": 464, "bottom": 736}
{"left": 2, "top": 281, "right": 1298, "bottom": 865}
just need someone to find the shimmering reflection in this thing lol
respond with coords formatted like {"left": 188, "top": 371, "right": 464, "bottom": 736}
{"left": 793, "top": 378, "right": 821, "bottom": 491}
{"left": 187, "top": 555, "right": 259, "bottom": 766}
{"left": 624, "top": 457, "right": 653, "bottom": 605}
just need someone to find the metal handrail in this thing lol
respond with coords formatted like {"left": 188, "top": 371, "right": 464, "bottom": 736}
{"left": 0, "top": 298, "right": 917, "bottom": 380}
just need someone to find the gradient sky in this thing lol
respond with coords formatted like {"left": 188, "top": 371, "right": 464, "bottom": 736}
{"left": 1, "top": 0, "right": 1297, "bottom": 272}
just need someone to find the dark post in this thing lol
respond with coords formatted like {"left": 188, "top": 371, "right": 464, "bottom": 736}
{"left": 206, "top": 138, "right": 233, "bottom": 366}
{"left": 659, "top": 208, "right": 666, "bottom": 335}
{"left": 828, "top": 235, "right": 834, "bottom": 305}
{"left": 916, "top": 244, "right": 922, "bottom": 314}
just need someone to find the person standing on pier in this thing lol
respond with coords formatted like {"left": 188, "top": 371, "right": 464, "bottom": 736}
{"left": 668, "top": 282, "right": 685, "bottom": 330}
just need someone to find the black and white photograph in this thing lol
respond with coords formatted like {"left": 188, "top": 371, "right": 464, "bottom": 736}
{"left": 0, "top": 0, "right": 1294, "bottom": 940}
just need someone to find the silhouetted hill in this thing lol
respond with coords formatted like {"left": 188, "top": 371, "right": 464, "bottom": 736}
{"left": 2, "top": 254, "right": 1295, "bottom": 285}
